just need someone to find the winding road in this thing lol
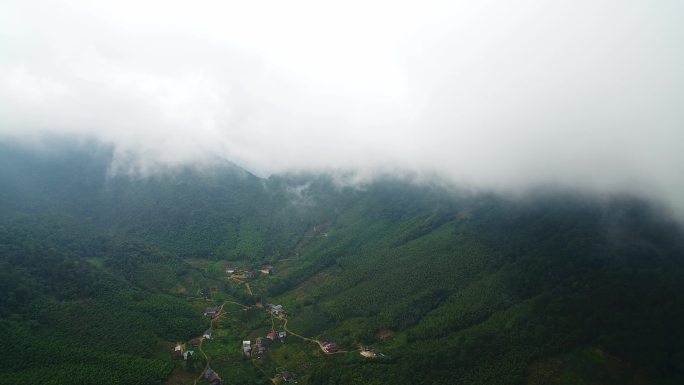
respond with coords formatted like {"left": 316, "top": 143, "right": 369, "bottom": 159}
{"left": 280, "top": 316, "right": 349, "bottom": 355}
{"left": 192, "top": 302, "right": 226, "bottom": 385}
{"left": 188, "top": 268, "right": 352, "bottom": 385}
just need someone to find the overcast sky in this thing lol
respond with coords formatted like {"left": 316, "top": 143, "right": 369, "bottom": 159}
{"left": 1, "top": 1, "right": 683, "bottom": 210}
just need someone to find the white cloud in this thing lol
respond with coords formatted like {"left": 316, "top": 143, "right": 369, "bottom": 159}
{"left": 1, "top": 0, "right": 683, "bottom": 212}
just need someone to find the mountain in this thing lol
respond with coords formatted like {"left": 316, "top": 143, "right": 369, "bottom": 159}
{"left": 1, "top": 143, "right": 683, "bottom": 385}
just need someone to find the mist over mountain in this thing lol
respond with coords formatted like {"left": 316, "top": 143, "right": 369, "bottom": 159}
{"left": 2, "top": 142, "right": 684, "bottom": 384}
{"left": 2, "top": 0, "right": 684, "bottom": 215}
{"left": 2, "top": 1, "right": 684, "bottom": 384}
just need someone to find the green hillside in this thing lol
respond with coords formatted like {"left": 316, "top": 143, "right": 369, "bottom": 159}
{"left": 1, "top": 144, "right": 683, "bottom": 385}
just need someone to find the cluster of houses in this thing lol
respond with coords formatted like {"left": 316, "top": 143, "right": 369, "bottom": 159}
{"left": 266, "top": 303, "right": 286, "bottom": 318}
{"left": 204, "top": 367, "right": 224, "bottom": 385}
{"left": 241, "top": 329, "right": 288, "bottom": 361}
{"left": 225, "top": 263, "right": 275, "bottom": 278}
{"left": 171, "top": 344, "right": 194, "bottom": 360}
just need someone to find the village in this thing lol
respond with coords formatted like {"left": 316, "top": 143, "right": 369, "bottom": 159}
{"left": 170, "top": 262, "right": 384, "bottom": 385}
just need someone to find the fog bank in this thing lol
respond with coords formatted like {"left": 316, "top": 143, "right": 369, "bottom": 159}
{"left": 1, "top": 1, "right": 683, "bottom": 213}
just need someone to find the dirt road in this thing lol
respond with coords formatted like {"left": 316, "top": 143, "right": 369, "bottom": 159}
{"left": 192, "top": 302, "right": 226, "bottom": 385}
{"left": 281, "top": 317, "right": 348, "bottom": 355}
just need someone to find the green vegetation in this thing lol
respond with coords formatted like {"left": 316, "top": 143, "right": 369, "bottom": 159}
{"left": 1, "top": 143, "right": 684, "bottom": 384}
{"left": 0, "top": 214, "right": 207, "bottom": 384}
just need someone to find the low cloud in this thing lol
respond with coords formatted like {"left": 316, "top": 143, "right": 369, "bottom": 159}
{"left": 1, "top": 1, "right": 683, "bottom": 213}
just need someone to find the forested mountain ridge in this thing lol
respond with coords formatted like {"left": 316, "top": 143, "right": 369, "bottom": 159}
{"left": 1, "top": 143, "right": 683, "bottom": 385}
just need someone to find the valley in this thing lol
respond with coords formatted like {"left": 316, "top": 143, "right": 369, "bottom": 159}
{"left": 168, "top": 253, "right": 386, "bottom": 385}
{"left": 1, "top": 146, "right": 684, "bottom": 385}
{"left": 1, "top": 2, "right": 681, "bottom": 383}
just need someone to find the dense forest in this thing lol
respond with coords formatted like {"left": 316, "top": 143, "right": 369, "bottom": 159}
{"left": 1, "top": 143, "right": 683, "bottom": 384}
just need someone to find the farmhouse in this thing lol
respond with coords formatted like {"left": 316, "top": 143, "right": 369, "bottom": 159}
{"left": 204, "top": 367, "right": 224, "bottom": 385}
{"left": 203, "top": 330, "right": 212, "bottom": 339}
{"left": 191, "top": 338, "right": 201, "bottom": 347}
{"left": 257, "top": 336, "right": 272, "bottom": 347}
{"left": 242, "top": 270, "right": 257, "bottom": 279}
{"left": 322, "top": 341, "right": 338, "bottom": 353}
{"left": 252, "top": 336, "right": 273, "bottom": 359}
{"left": 279, "top": 371, "right": 295, "bottom": 383}
{"left": 267, "top": 330, "right": 277, "bottom": 340}
{"left": 204, "top": 306, "right": 220, "bottom": 318}
{"left": 225, "top": 266, "right": 238, "bottom": 274}
{"left": 183, "top": 350, "right": 194, "bottom": 360}
{"left": 266, "top": 304, "right": 286, "bottom": 317}
{"left": 242, "top": 340, "right": 252, "bottom": 354}
{"left": 172, "top": 344, "right": 184, "bottom": 359}
{"left": 360, "top": 347, "right": 383, "bottom": 358}
{"left": 260, "top": 264, "right": 274, "bottom": 275}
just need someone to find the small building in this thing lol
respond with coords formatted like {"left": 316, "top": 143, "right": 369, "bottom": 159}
{"left": 225, "top": 266, "right": 238, "bottom": 274}
{"left": 260, "top": 337, "right": 273, "bottom": 347}
{"left": 267, "top": 331, "right": 277, "bottom": 340}
{"left": 279, "top": 371, "right": 295, "bottom": 383}
{"left": 278, "top": 331, "right": 287, "bottom": 341}
{"left": 204, "top": 367, "right": 224, "bottom": 385}
{"left": 191, "top": 338, "right": 201, "bottom": 347}
{"left": 183, "top": 350, "right": 194, "bottom": 360}
{"left": 260, "top": 264, "right": 274, "bottom": 275}
{"left": 252, "top": 336, "right": 272, "bottom": 358}
{"left": 322, "top": 341, "right": 337, "bottom": 353}
{"left": 360, "top": 346, "right": 384, "bottom": 358}
{"left": 204, "top": 306, "right": 220, "bottom": 318}
{"left": 266, "top": 304, "right": 286, "bottom": 317}
{"left": 203, "top": 330, "right": 212, "bottom": 339}
{"left": 251, "top": 337, "right": 268, "bottom": 358}
{"left": 242, "top": 340, "right": 252, "bottom": 354}
{"left": 243, "top": 270, "right": 257, "bottom": 279}
{"left": 172, "top": 345, "right": 184, "bottom": 360}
